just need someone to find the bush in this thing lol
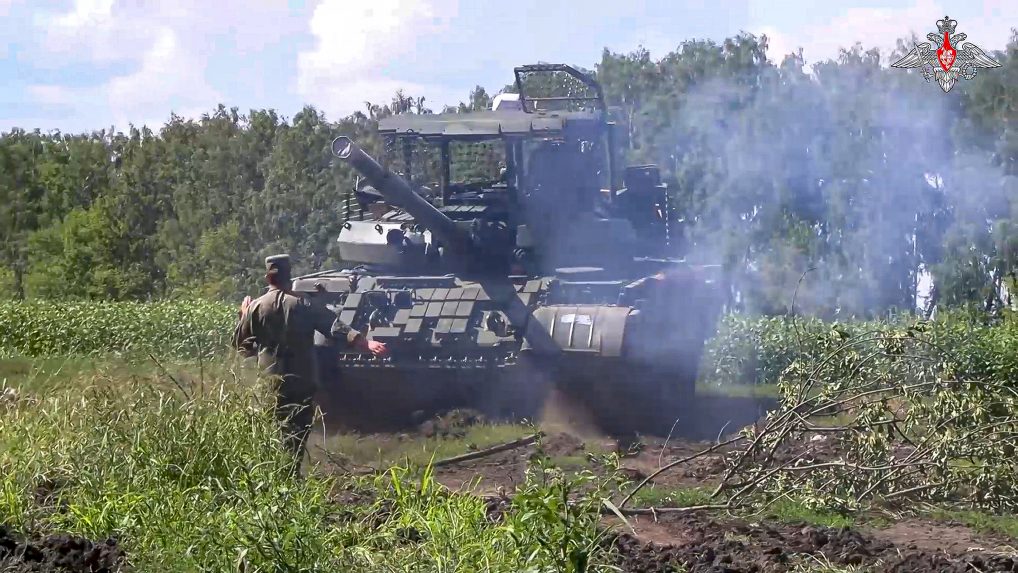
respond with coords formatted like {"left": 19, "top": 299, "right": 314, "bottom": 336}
{"left": 700, "top": 310, "right": 1018, "bottom": 388}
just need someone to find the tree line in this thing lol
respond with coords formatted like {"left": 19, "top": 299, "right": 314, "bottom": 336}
{"left": 1, "top": 31, "right": 1016, "bottom": 318}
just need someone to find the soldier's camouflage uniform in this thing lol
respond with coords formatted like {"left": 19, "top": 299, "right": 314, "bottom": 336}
{"left": 232, "top": 255, "right": 361, "bottom": 465}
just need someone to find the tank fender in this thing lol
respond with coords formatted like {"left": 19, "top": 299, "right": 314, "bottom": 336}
{"left": 522, "top": 305, "right": 631, "bottom": 357}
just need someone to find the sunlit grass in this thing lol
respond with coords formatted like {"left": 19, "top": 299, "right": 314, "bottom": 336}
{"left": 318, "top": 423, "right": 535, "bottom": 469}
{"left": 932, "top": 509, "right": 1018, "bottom": 540}
{"left": 0, "top": 360, "right": 622, "bottom": 572}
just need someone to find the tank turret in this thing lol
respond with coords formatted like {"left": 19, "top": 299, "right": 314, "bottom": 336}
{"left": 332, "top": 136, "right": 475, "bottom": 258}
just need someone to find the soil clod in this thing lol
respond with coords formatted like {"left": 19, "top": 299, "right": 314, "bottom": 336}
{"left": 0, "top": 526, "right": 127, "bottom": 573}
{"left": 606, "top": 513, "right": 1018, "bottom": 573}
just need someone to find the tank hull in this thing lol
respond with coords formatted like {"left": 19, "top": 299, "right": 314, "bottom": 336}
{"left": 299, "top": 264, "right": 724, "bottom": 436}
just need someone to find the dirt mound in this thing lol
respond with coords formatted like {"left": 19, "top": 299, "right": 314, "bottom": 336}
{"left": 607, "top": 514, "right": 1018, "bottom": 573}
{"left": 417, "top": 408, "right": 486, "bottom": 438}
{"left": 0, "top": 526, "right": 127, "bottom": 572}
{"left": 539, "top": 432, "right": 588, "bottom": 458}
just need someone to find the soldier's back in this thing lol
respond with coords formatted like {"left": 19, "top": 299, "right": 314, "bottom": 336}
{"left": 246, "top": 288, "right": 319, "bottom": 380}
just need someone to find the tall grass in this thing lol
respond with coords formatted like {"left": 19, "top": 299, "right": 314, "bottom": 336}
{"left": 0, "top": 366, "right": 621, "bottom": 572}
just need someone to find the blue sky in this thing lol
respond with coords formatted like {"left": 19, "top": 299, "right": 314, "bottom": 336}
{"left": 2, "top": 0, "right": 1015, "bottom": 133}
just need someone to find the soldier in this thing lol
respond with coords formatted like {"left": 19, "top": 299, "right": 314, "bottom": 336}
{"left": 232, "top": 254, "right": 388, "bottom": 470}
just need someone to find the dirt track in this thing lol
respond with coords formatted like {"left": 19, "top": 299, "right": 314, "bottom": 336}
{"left": 391, "top": 396, "right": 1018, "bottom": 573}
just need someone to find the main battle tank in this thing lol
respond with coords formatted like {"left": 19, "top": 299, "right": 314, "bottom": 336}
{"left": 296, "top": 65, "right": 725, "bottom": 434}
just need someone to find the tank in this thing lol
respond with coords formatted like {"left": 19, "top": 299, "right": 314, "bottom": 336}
{"left": 296, "top": 65, "right": 725, "bottom": 434}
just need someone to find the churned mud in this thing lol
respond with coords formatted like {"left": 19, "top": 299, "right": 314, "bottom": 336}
{"left": 608, "top": 514, "right": 1018, "bottom": 573}
{"left": 382, "top": 396, "right": 1018, "bottom": 569}
{"left": 0, "top": 527, "right": 126, "bottom": 573}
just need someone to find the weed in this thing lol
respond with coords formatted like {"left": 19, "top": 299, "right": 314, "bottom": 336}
{"left": 627, "top": 485, "right": 714, "bottom": 509}
{"left": 761, "top": 499, "right": 856, "bottom": 529}
{"left": 0, "top": 363, "right": 624, "bottom": 572}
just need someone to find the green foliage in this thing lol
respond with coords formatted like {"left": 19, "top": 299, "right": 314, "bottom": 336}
{"left": 704, "top": 309, "right": 1018, "bottom": 515}
{"left": 0, "top": 300, "right": 235, "bottom": 359}
{"left": 0, "top": 30, "right": 1015, "bottom": 314}
{"left": 0, "top": 268, "right": 13, "bottom": 294}
{"left": 0, "top": 377, "right": 349, "bottom": 572}
{"left": 702, "top": 310, "right": 1018, "bottom": 390}
{"left": 0, "top": 368, "right": 623, "bottom": 572}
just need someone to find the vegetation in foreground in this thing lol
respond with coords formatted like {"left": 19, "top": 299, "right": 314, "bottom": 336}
{"left": 0, "top": 366, "right": 620, "bottom": 572}
{"left": 3, "top": 305, "right": 1018, "bottom": 570}
{"left": 0, "top": 300, "right": 234, "bottom": 360}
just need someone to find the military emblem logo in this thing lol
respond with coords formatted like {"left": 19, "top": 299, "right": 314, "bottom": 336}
{"left": 891, "top": 16, "right": 1001, "bottom": 93}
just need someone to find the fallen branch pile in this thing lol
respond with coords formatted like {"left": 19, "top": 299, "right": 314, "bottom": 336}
{"left": 619, "top": 322, "right": 1018, "bottom": 515}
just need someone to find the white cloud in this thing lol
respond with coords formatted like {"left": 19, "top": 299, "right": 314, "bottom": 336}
{"left": 0, "top": 0, "right": 23, "bottom": 56}
{"left": 296, "top": 0, "right": 462, "bottom": 116}
{"left": 754, "top": 0, "right": 1018, "bottom": 67}
{"left": 756, "top": 25, "right": 799, "bottom": 65}
{"left": 20, "top": 0, "right": 306, "bottom": 130}
{"left": 26, "top": 84, "right": 74, "bottom": 106}
{"left": 34, "top": 0, "right": 148, "bottom": 64}
{"left": 53, "top": 0, "right": 112, "bottom": 28}
{"left": 105, "top": 26, "right": 221, "bottom": 128}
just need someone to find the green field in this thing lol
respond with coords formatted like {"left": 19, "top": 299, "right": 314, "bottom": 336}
{"left": 3, "top": 302, "right": 1018, "bottom": 570}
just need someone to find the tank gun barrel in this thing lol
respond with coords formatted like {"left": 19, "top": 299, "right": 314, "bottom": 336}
{"left": 331, "top": 136, "right": 473, "bottom": 256}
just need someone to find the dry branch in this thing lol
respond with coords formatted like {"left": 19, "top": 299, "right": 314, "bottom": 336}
{"left": 612, "top": 327, "right": 1018, "bottom": 515}
{"left": 432, "top": 432, "right": 543, "bottom": 468}
{"left": 605, "top": 503, "right": 735, "bottom": 517}
{"left": 617, "top": 436, "right": 744, "bottom": 508}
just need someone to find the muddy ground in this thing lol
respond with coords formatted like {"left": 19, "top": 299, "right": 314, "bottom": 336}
{"left": 0, "top": 527, "right": 126, "bottom": 573}
{"left": 319, "top": 389, "right": 1018, "bottom": 573}
{"left": 5, "top": 390, "right": 1015, "bottom": 572}
{"left": 607, "top": 516, "right": 1018, "bottom": 572}
{"left": 428, "top": 433, "right": 1017, "bottom": 571}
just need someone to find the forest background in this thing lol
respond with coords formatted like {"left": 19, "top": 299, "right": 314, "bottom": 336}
{"left": 2, "top": 31, "right": 1016, "bottom": 320}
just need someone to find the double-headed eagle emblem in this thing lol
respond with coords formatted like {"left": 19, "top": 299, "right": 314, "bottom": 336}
{"left": 891, "top": 16, "right": 1001, "bottom": 93}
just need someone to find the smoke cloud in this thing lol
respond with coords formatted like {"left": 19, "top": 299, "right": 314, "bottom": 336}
{"left": 654, "top": 45, "right": 1015, "bottom": 318}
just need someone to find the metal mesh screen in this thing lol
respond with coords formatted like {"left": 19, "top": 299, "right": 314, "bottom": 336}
{"left": 385, "top": 137, "right": 505, "bottom": 187}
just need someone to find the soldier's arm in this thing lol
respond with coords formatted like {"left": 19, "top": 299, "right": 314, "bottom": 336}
{"left": 308, "top": 301, "right": 363, "bottom": 347}
{"left": 231, "top": 307, "right": 258, "bottom": 358}
{"left": 330, "top": 318, "right": 365, "bottom": 347}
